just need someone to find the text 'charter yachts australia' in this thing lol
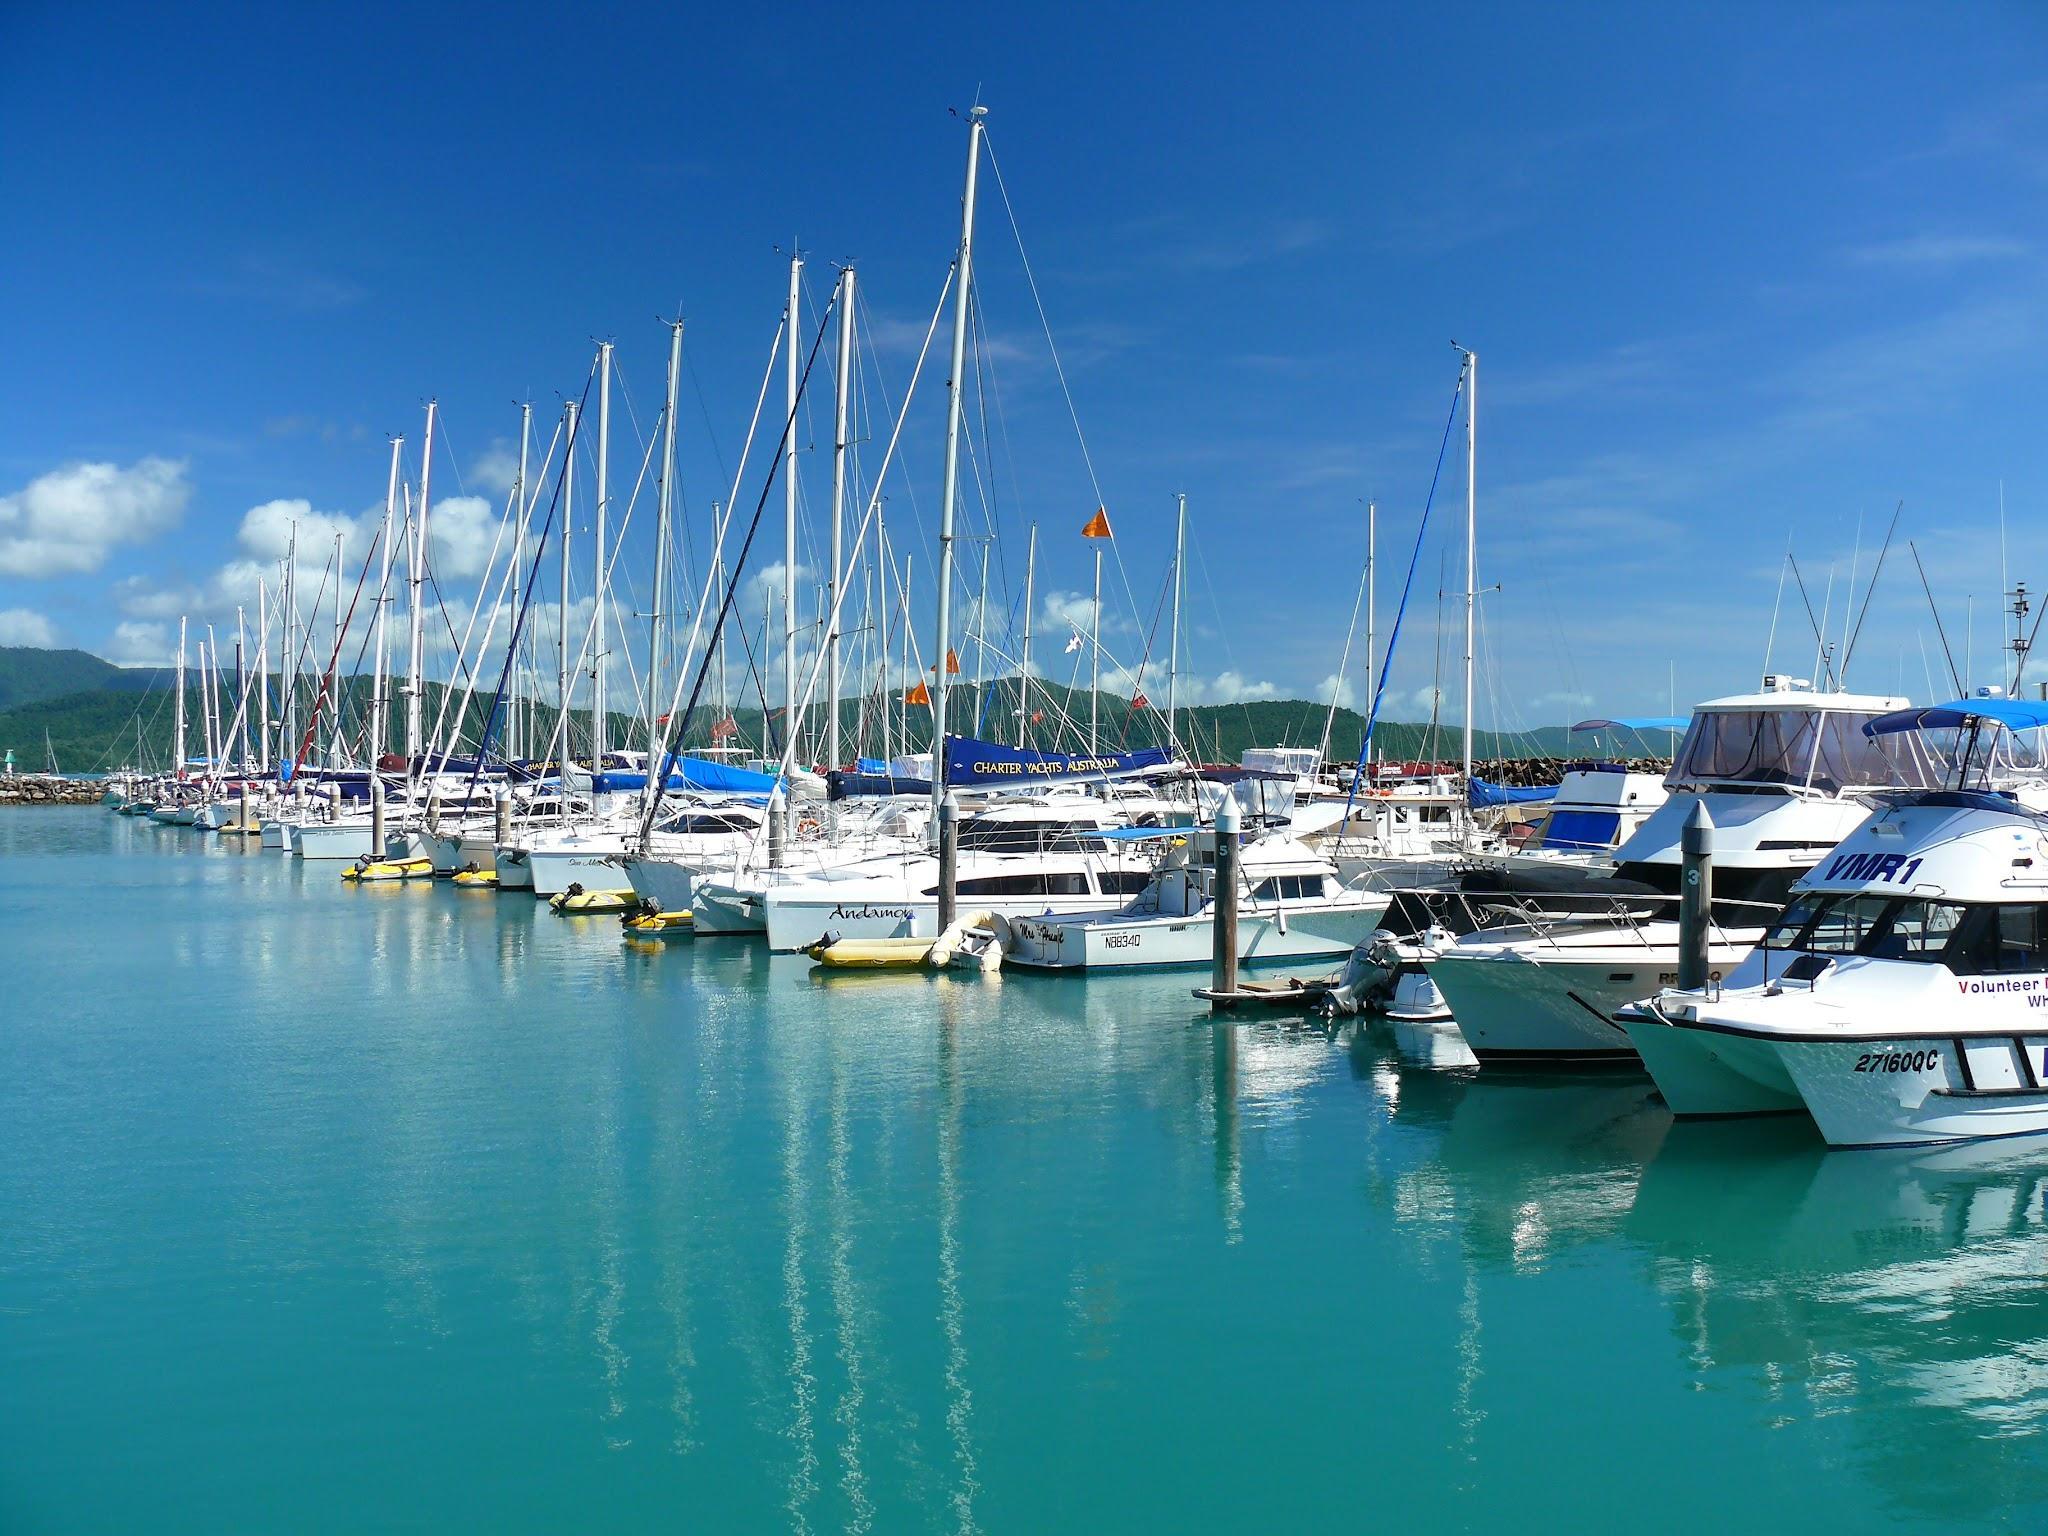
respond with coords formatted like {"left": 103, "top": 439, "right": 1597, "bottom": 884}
{"left": 1423, "top": 679, "right": 1951, "bottom": 1064}
{"left": 1625, "top": 696, "right": 2048, "bottom": 1146}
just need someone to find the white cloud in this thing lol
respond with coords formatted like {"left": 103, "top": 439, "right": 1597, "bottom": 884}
{"left": 1846, "top": 234, "right": 2030, "bottom": 268}
{"left": 0, "top": 457, "right": 189, "bottom": 576}
{"left": 0, "top": 607, "right": 57, "bottom": 646}
{"left": 1173, "top": 669, "right": 1278, "bottom": 706}
{"left": 747, "top": 560, "right": 811, "bottom": 608}
{"left": 427, "top": 495, "right": 499, "bottom": 581}
{"left": 472, "top": 440, "right": 521, "bottom": 497}
{"left": 235, "top": 497, "right": 374, "bottom": 566}
{"left": 1316, "top": 673, "right": 1359, "bottom": 710}
{"left": 101, "top": 620, "right": 170, "bottom": 666}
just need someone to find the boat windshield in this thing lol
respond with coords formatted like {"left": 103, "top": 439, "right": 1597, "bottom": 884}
{"left": 1767, "top": 893, "right": 2048, "bottom": 973}
{"left": 1670, "top": 709, "right": 1945, "bottom": 793}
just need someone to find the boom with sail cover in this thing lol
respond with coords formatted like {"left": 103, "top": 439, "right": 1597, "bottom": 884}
{"left": 942, "top": 734, "right": 1168, "bottom": 788}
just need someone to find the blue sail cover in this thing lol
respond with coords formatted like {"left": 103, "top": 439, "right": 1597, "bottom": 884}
{"left": 827, "top": 771, "right": 933, "bottom": 801}
{"left": 1468, "top": 777, "right": 1558, "bottom": 809}
{"left": 1865, "top": 698, "right": 2048, "bottom": 737}
{"left": 942, "top": 734, "right": 1170, "bottom": 788}
{"left": 590, "top": 755, "right": 781, "bottom": 796}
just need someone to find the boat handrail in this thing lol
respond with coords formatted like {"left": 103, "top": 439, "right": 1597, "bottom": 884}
{"left": 1427, "top": 886, "right": 1783, "bottom": 954}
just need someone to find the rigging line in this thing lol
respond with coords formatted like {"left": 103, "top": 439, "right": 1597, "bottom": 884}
{"left": 1341, "top": 369, "right": 1466, "bottom": 825}
{"left": 288, "top": 524, "right": 385, "bottom": 775}
{"left": 460, "top": 368, "right": 599, "bottom": 803}
{"left": 1762, "top": 542, "right": 1791, "bottom": 678}
{"left": 636, "top": 285, "right": 840, "bottom": 840}
{"left": 1840, "top": 500, "right": 1905, "bottom": 679}
{"left": 1783, "top": 554, "right": 1832, "bottom": 682}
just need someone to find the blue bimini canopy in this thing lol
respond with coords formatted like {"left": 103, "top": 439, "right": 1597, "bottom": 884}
{"left": 942, "top": 734, "right": 1170, "bottom": 789}
{"left": 1468, "top": 777, "right": 1557, "bottom": 809}
{"left": 1864, "top": 698, "right": 2048, "bottom": 737}
{"left": 1571, "top": 716, "right": 1689, "bottom": 734}
{"left": 591, "top": 755, "right": 782, "bottom": 796}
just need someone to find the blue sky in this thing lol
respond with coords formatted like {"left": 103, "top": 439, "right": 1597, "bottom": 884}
{"left": 3, "top": 2, "right": 2046, "bottom": 736}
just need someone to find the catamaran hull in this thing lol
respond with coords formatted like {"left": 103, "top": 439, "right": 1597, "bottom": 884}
{"left": 691, "top": 882, "right": 765, "bottom": 935}
{"left": 622, "top": 856, "right": 703, "bottom": 915}
{"left": 1781, "top": 1034, "right": 2048, "bottom": 1148}
{"left": 495, "top": 847, "right": 535, "bottom": 890}
{"left": 292, "top": 822, "right": 376, "bottom": 860}
{"left": 1621, "top": 1016, "right": 1804, "bottom": 1116}
{"left": 1004, "top": 901, "right": 1387, "bottom": 972}
{"left": 524, "top": 846, "right": 626, "bottom": 899}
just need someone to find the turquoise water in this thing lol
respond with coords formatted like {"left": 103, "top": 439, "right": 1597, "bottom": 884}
{"left": 5, "top": 808, "right": 2047, "bottom": 1533}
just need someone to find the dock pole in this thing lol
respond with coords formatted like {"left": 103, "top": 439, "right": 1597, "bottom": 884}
{"left": 1678, "top": 801, "right": 1714, "bottom": 991}
{"left": 370, "top": 778, "right": 385, "bottom": 857}
{"left": 1211, "top": 796, "right": 1241, "bottom": 1009}
{"left": 768, "top": 789, "right": 787, "bottom": 870}
{"left": 240, "top": 783, "right": 251, "bottom": 836}
{"left": 494, "top": 791, "right": 511, "bottom": 849}
{"left": 938, "top": 792, "right": 960, "bottom": 931}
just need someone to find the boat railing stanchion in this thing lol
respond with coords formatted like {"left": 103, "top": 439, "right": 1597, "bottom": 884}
{"left": 937, "top": 791, "right": 959, "bottom": 932}
{"left": 1679, "top": 801, "right": 1715, "bottom": 993}
{"left": 1210, "top": 797, "right": 1241, "bottom": 1010}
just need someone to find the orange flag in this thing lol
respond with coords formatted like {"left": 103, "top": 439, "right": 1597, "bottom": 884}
{"left": 1131, "top": 691, "right": 1150, "bottom": 710}
{"left": 1081, "top": 507, "right": 1112, "bottom": 539}
{"left": 904, "top": 680, "right": 931, "bottom": 706}
{"left": 945, "top": 648, "right": 961, "bottom": 675}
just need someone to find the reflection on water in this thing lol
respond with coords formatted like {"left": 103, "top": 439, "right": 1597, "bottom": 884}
{"left": 8, "top": 809, "right": 2048, "bottom": 1532}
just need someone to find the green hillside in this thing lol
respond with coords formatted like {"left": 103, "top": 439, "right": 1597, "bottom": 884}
{"left": 0, "top": 646, "right": 157, "bottom": 712}
{"left": 0, "top": 647, "right": 1623, "bottom": 775}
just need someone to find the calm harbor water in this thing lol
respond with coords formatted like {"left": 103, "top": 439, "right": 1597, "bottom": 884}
{"left": 5, "top": 806, "right": 2047, "bottom": 1532}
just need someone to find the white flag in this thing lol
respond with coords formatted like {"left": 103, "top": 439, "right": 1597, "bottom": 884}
{"left": 1064, "top": 629, "right": 1085, "bottom": 654}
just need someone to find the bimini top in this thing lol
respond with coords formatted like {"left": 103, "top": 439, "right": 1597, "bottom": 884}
{"left": 1570, "top": 716, "right": 1687, "bottom": 734}
{"left": 1864, "top": 697, "right": 2048, "bottom": 737}
{"left": 1662, "top": 687, "right": 1940, "bottom": 795}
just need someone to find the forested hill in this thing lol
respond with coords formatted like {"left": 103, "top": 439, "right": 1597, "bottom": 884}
{"left": 0, "top": 646, "right": 1634, "bottom": 773}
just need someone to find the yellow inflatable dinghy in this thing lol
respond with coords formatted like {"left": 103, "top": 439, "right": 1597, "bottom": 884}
{"left": 343, "top": 856, "right": 435, "bottom": 883}
{"left": 550, "top": 884, "right": 638, "bottom": 914}
{"left": 804, "top": 935, "right": 935, "bottom": 970}
{"left": 624, "top": 909, "right": 693, "bottom": 936}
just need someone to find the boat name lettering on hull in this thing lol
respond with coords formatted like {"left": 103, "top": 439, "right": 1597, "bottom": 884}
{"left": 828, "top": 904, "right": 915, "bottom": 921}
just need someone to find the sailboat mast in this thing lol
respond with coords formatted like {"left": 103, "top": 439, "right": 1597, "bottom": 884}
{"left": 407, "top": 400, "right": 437, "bottom": 764}
{"left": 330, "top": 531, "right": 342, "bottom": 768}
{"left": 931, "top": 104, "right": 987, "bottom": 815}
{"left": 593, "top": 342, "right": 612, "bottom": 779}
{"left": 1461, "top": 349, "right": 1477, "bottom": 788}
{"left": 1090, "top": 544, "right": 1103, "bottom": 754}
{"left": 1169, "top": 493, "right": 1185, "bottom": 757}
{"left": 257, "top": 577, "right": 270, "bottom": 772}
{"left": 784, "top": 253, "right": 803, "bottom": 766}
{"left": 827, "top": 267, "right": 855, "bottom": 775}
{"left": 284, "top": 525, "right": 298, "bottom": 757}
{"left": 557, "top": 401, "right": 578, "bottom": 775}
{"left": 174, "top": 618, "right": 187, "bottom": 780}
{"left": 512, "top": 404, "right": 532, "bottom": 761}
{"left": 373, "top": 435, "right": 401, "bottom": 760}
{"left": 234, "top": 606, "right": 248, "bottom": 772}
{"left": 1018, "top": 523, "right": 1036, "bottom": 748}
{"left": 651, "top": 323, "right": 683, "bottom": 781}
{"left": 1365, "top": 499, "right": 1376, "bottom": 773}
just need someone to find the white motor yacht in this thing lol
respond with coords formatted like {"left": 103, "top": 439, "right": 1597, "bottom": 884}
{"left": 1625, "top": 697, "right": 2048, "bottom": 1144}
{"left": 1424, "top": 678, "right": 1949, "bottom": 1064}
{"left": 1002, "top": 827, "right": 1387, "bottom": 971}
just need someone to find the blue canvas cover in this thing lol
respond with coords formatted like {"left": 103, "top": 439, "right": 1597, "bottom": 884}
{"left": 942, "top": 734, "right": 1169, "bottom": 788}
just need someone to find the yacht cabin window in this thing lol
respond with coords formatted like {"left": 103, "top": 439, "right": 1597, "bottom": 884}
{"left": 1767, "top": 894, "right": 2048, "bottom": 975}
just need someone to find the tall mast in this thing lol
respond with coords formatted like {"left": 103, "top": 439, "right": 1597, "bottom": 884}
{"left": 1090, "top": 542, "right": 1103, "bottom": 754}
{"left": 257, "top": 577, "right": 270, "bottom": 772}
{"left": 407, "top": 400, "right": 437, "bottom": 764}
{"left": 284, "top": 524, "right": 298, "bottom": 756}
{"left": 174, "top": 615, "right": 187, "bottom": 780}
{"left": 1365, "top": 499, "right": 1376, "bottom": 772}
{"left": 202, "top": 631, "right": 218, "bottom": 779}
{"left": 373, "top": 435, "right": 401, "bottom": 760}
{"left": 512, "top": 404, "right": 532, "bottom": 761}
{"left": 1460, "top": 349, "right": 1476, "bottom": 789}
{"left": 1019, "top": 523, "right": 1036, "bottom": 747}
{"left": 931, "top": 103, "right": 987, "bottom": 816}
{"left": 712, "top": 504, "right": 728, "bottom": 733}
{"left": 650, "top": 322, "right": 683, "bottom": 781}
{"left": 901, "top": 553, "right": 913, "bottom": 766}
{"left": 827, "top": 266, "right": 855, "bottom": 775}
{"left": 593, "top": 342, "right": 612, "bottom": 779}
{"left": 784, "top": 252, "right": 803, "bottom": 765}
{"left": 330, "top": 530, "right": 342, "bottom": 767}
{"left": 1168, "top": 493, "right": 1186, "bottom": 757}
{"left": 878, "top": 513, "right": 892, "bottom": 766}
{"left": 234, "top": 605, "right": 248, "bottom": 772}
{"left": 559, "top": 400, "right": 578, "bottom": 775}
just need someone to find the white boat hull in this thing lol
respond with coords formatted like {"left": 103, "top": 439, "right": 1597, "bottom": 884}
{"left": 292, "top": 821, "right": 376, "bottom": 860}
{"left": 1426, "top": 935, "right": 1755, "bottom": 1065}
{"left": 1621, "top": 1013, "right": 1805, "bottom": 1116}
{"left": 524, "top": 844, "right": 627, "bottom": 898}
{"left": 622, "top": 856, "right": 703, "bottom": 914}
{"left": 495, "top": 846, "right": 535, "bottom": 890}
{"left": 1781, "top": 1034, "right": 2048, "bottom": 1148}
{"left": 1004, "top": 900, "right": 1385, "bottom": 972}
